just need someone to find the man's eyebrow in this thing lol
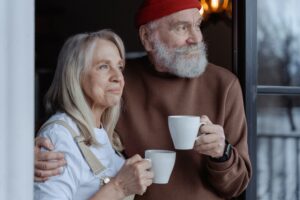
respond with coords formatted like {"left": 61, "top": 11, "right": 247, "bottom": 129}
{"left": 169, "top": 20, "right": 190, "bottom": 28}
{"left": 169, "top": 17, "right": 202, "bottom": 27}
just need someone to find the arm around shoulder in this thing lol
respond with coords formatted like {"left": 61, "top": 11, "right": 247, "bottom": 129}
{"left": 34, "top": 126, "right": 83, "bottom": 199}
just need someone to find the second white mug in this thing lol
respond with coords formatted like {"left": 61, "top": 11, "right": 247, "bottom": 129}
{"left": 145, "top": 149, "right": 176, "bottom": 184}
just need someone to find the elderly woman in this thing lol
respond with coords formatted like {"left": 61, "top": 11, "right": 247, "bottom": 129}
{"left": 34, "top": 30, "right": 153, "bottom": 200}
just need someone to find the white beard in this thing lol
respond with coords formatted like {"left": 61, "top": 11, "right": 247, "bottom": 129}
{"left": 151, "top": 39, "right": 208, "bottom": 78}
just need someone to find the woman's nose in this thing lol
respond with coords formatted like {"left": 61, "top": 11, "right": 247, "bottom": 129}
{"left": 111, "top": 68, "right": 123, "bottom": 83}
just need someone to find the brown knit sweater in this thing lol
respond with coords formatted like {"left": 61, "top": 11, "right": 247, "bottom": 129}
{"left": 116, "top": 56, "right": 252, "bottom": 200}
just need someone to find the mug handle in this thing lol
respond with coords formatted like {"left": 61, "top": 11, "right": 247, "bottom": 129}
{"left": 199, "top": 121, "right": 207, "bottom": 131}
{"left": 195, "top": 121, "right": 207, "bottom": 140}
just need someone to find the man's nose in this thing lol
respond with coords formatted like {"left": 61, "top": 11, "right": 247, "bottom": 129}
{"left": 186, "top": 27, "right": 202, "bottom": 44}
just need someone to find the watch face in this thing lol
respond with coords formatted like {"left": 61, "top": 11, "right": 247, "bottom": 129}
{"left": 225, "top": 143, "right": 232, "bottom": 157}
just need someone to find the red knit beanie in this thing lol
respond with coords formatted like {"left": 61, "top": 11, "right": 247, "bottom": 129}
{"left": 136, "top": 0, "right": 201, "bottom": 27}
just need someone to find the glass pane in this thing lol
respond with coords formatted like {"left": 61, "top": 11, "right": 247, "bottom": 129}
{"left": 257, "top": 95, "right": 300, "bottom": 134}
{"left": 257, "top": 95, "right": 300, "bottom": 200}
{"left": 257, "top": 0, "right": 300, "bottom": 86}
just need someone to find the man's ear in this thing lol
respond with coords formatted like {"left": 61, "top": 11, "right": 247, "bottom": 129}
{"left": 139, "top": 25, "right": 154, "bottom": 52}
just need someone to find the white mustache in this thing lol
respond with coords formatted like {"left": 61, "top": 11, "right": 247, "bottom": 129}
{"left": 174, "top": 43, "right": 203, "bottom": 54}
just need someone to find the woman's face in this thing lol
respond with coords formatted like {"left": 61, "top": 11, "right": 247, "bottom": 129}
{"left": 81, "top": 39, "right": 125, "bottom": 110}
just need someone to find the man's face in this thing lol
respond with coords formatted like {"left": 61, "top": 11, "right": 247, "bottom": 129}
{"left": 148, "top": 8, "right": 208, "bottom": 78}
{"left": 155, "top": 8, "right": 203, "bottom": 49}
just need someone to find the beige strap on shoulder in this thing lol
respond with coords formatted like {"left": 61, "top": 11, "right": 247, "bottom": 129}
{"left": 39, "top": 120, "right": 105, "bottom": 175}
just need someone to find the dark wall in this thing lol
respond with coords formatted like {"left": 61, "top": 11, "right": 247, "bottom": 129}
{"left": 35, "top": 0, "right": 232, "bottom": 126}
{"left": 202, "top": 18, "right": 232, "bottom": 70}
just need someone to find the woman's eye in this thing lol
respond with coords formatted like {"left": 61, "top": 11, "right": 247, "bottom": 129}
{"left": 98, "top": 64, "right": 109, "bottom": 70}
{"left": 119, "top": 65, "right": 125, "bottom": 72}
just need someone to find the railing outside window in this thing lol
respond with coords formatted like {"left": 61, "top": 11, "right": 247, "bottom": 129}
{"left": 257, "top": 133, "right": 300, "bottom": 200}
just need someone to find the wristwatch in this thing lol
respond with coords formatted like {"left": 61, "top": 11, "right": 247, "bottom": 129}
{"left": 210, "top": 140, "right": 232, "bottom": 162}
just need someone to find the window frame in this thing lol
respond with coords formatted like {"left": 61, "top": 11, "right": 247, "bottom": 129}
{"left": 233, "top": 0, "right": 257, "bottom": 199}
{"left": 234, "top": 0, "right": 300, "bottom": 199}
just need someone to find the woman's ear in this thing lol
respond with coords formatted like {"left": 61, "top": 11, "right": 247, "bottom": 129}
{"left": 139, "top": 25, "right": 153, "bottom": 52}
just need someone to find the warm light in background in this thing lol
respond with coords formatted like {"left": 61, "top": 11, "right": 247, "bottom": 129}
{"left": 211, "top": 0, "right": 219, "bottom": 11}
{"left": 199, "top": 0, "right": 232, "bottom": 20}
{"left": 199, "top": 6, "right": 205, "bottom": 16}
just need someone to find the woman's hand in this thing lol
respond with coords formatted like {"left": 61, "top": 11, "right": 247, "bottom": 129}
{"left": 90, "top": 154, "right": 154, "bottom": 200}
{"left": 34, "top": 136, "right": 66, "bottom": 182}
{"left": 112, "top": 154, "right": 154, "bottom": 196}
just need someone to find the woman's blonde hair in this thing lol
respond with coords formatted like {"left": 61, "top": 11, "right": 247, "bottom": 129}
{"left": 45, "top": 29, "right": 125, "bottom": 148}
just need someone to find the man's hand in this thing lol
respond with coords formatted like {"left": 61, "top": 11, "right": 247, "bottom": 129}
{"left": 34, "top": 136, "right": 66, "bottom": 182}
{"left": 193, "top": 115, "right": 226, "bottom": 158}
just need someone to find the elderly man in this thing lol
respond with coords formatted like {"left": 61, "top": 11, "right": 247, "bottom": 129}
{"left": 35, "top": 0, "right": 252, "bottom": 199}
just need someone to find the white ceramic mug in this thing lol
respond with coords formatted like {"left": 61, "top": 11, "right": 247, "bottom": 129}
{"left": 168, "top": 115, "right": 205, "bottom": 150}
{"left": 144, "top": 149, "right": 176, "bottom": 184}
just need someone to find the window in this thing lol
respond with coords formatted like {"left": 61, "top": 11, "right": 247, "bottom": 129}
{"left": 237, "top": 0, "right": 300, "bottom": 199}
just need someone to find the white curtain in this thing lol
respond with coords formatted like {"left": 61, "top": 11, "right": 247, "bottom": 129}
{"left": 0, "top": 0, "right": 34, "bottom": 199}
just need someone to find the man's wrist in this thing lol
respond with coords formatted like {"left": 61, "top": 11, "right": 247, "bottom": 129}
{"left": 210, "top": 140, "right": 232, "bottom": 162}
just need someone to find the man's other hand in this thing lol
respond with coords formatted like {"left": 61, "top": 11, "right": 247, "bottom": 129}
{"left": 34, "top": 136, "right": 66, "bottom": 182}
